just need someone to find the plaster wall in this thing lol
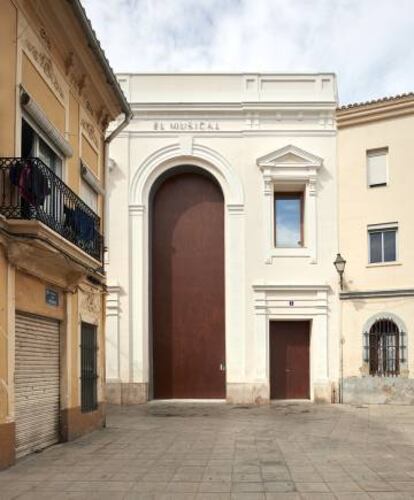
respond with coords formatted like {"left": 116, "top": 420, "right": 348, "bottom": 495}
{"left": 107, "top": 73, "right": 340, "bottom": 404}
{"left": 338, "top": 108, "right": 414, "bottom": 403}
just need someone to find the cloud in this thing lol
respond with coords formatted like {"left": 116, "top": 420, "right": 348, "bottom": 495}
{"left": 82, "top": 0, "right": 414, "bottom": 103}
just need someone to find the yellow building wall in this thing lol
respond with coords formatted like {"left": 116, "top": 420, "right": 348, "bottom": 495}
{"left": 342, "top": 298, "right": 414, "bottom": 378}
{"left": 15, "top": 271, "right": 64, "bottom": 321}
{"left": 0, "top": 0, "right": 17, "bottom": 156}
{"left": 67, "top": 91, "right": 80, "bottom": 192}
{"left": 338, "top": 114, "right": 414, "bottom": 291}
{"left": 0, "top": 247, "right": 10, "bottom": 423}
{"left": 0, "top": 0, "right": 123, "bottom": 462}
{"left": 81, "top": 135, "right": 99, "bottom": 176}
{"left": 21, "top": 54, "right": 65, "bottom": 134}
{"left": 338, "top": 111, "right": 414, "bottom": 387}
{"left": 70, "top": 292, "right": 79, "bottom": 407}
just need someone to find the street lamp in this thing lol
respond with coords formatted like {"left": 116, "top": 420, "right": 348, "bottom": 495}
{"left": 333, "top": 253, "right": 346, "bottom": 290}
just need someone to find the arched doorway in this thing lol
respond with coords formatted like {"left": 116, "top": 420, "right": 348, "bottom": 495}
{"left": 150, "top": 167, "right": 226, "bottom": 399}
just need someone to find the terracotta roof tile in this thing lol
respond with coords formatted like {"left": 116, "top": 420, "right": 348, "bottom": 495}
{"left": 338, "top": 92, "right": 414, "bottom": 111}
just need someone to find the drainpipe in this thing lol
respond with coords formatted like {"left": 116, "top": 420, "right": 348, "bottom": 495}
{"left": 103, "top": 110, "right": 133, "bottom": 266}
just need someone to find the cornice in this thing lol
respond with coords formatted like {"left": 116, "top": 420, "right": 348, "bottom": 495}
{"left": 131, "top": 101, "right": 337, "bottom": 112}
{"left": 18, "top": 0, "right": 122, "bottom": 127}
{"left": 340, "top": 288, "right": 414, "bottom": 300}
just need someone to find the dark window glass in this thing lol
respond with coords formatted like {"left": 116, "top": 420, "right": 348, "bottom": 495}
{"left": 369, "top": 232, "right": 382, "bottom": 263}
{"left": 369, "top": 229, "right": 397, "bottom": 263}
{"left": 369, "top": 319, "right": 399, "bottom": 376}
{"left": 383, "top": 230, "right": 396, "bottom": 262}
{"left": 81, "top": 322, "right": 98, "bottom": 413}
{"left": 275, "top": 194, "right": 303, "bottom": 247}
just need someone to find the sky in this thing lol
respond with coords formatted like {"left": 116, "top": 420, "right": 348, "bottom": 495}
{"left": 82, "top": 0, "right": 414, "bottom": 105}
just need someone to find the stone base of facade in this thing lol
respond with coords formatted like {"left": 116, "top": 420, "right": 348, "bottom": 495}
{"left": 343, "top": 377, "right": 414, "bottom": 404}
{"left": 226, "top": 383, "right": 269, "bottom": 405}
{"left": 314, "top": 382, "right": 335, "bottom": 403}
{"left": 0, "top": 422, "right": 15, "bottom": 470}
{"left": 106, "top": 382, "right": 149, "bottom": 404}
{"left": 60, "top": 404, "right": 106, "bottom": 442}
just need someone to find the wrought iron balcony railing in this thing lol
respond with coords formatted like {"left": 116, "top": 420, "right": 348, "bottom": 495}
{"left": 0, "top": 157, "right": 103, "bottom": 262}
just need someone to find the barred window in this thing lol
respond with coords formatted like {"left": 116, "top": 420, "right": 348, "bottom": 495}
{"left": 81, "top": 322, "right": 98, "bottom": 412}
{"left": 364, "top": 319, "right": 403, "bottom": 376}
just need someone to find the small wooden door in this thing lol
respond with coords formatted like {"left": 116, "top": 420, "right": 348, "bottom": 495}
{"left": 270, "top": 321, "right": 310, "bottom": 399}
{"left": 152, "top": 170, "right": 225, "bottom": 399}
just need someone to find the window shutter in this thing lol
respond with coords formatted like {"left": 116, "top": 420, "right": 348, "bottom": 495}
{"left": 80, "top": 179, "right": 98, "bottom": 213}
{"left": 367, "top": 149, "right": 387, "bottom": 186}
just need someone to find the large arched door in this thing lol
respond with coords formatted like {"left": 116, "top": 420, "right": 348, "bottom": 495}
{"left": 151, "top": 169, "right": 225, "bottom": 399}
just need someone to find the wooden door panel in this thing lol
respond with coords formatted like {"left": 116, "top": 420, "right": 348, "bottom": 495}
{"left": 270, "top": 321, "right": 310, "bottom": 399}
{"left": 152, "top": 171, "right": 225, "bottom": 399}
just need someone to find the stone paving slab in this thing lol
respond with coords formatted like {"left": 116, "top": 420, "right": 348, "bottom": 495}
{"left": 1, "top": 402, "right": 414, "bottom": 499}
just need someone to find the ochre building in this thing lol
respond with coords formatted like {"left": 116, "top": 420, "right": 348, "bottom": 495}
{"left": 0, "top": 0, "right": 130, "bottom": 468}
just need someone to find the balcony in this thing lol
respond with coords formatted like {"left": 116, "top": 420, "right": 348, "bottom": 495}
{"left": 0, "top": 157, "right": 103, "bottom": 262}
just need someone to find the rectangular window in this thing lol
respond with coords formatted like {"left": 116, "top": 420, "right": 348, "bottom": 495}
{"left": 81, "top": 322, "right": 98, "bottom": 412}
{"left": 21, "top": 119, "right": 62, "bottom": 177}
{"left": 367, "top": 148, "right": 388, "bottom": 187}
{"left": 368, "top": 225, "right": 397, "bottom": 263}
{"left": 274, "top": 192, "right": 303, "bottom": 247}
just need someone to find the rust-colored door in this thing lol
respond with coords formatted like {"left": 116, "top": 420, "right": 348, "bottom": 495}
{"left": 152, "top": 170, "right": 225, "bottom": 399}
{"left": 270, "top": 321, "right": 310, "bottom": 399}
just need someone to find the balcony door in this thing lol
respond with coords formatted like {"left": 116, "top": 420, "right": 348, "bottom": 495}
{"left": 21, "top": 119, "right": 62, "bottom": 178}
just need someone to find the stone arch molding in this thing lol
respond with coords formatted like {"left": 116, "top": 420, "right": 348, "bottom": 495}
{"left": 363, "top": 312, "right": 408, "bottom": 334}
{"left": 362, "top": 311, "right": 408, "bottom": 372}
{"left": 127, "top": 141, "right": 246, "bottom": 390}
{"left": 129, "top": 142, "right": 244, "bottom": 209}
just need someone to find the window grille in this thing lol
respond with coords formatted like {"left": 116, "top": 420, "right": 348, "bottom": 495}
{"left": 81, "top": 322, "right": 98, "bottom": 412}
{"left": 367, "top": 319, "right": 400, "bottom": 376}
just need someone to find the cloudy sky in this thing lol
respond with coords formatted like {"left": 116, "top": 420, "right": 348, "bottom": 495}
{"left": 82, "top": 0, "right": 413, "bottom": 105}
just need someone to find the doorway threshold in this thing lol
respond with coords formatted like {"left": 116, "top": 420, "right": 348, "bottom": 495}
{"left": 271, "top": 399, "right": 312, "bottom": 404}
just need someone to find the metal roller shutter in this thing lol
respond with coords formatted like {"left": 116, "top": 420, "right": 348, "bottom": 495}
{"left": 15, "top": 313, "right": 60, "bottom": 458}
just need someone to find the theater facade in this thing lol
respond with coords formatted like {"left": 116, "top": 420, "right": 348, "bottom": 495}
{"left": 105, "top": 73, "right": 340, "bottom": 405}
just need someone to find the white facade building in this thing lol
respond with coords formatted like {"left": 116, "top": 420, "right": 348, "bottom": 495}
{"left": 106, "top": 73, "right": 340, "bottom": 404}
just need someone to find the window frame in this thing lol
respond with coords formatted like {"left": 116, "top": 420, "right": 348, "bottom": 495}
{"left": 366, "top": 147, "right": 388, "bottom": 188}
{"left": 368, "top": 224, "right": 398, "bottom": 264}
{"left": 274, "top": 191, "right": 304, "bottom": 248}
{"left": 21, "top": 115, "right": 64, "bottom": 180}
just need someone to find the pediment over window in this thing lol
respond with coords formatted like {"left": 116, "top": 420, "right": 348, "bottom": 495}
{"left": 257, "top": 144, "right": 323, "bottom": 171}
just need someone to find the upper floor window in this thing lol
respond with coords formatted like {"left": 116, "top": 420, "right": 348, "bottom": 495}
{"left": 368, "top": 224, "right": 397, "bottom": 263}
{"left": 274, "top": 192, "right": 304, "bottom": 248}
{"left": 22, "top": 119, "right": 62, "bottom": 178}
{"left": 367, "top": 148, "right": 388, "bottom": 187}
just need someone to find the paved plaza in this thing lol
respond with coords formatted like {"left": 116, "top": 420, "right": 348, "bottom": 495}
{"left": 1, "top": 402, "right": 414, "bottom": 499}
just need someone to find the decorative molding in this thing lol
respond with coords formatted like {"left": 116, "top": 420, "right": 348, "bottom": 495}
{"left": 341, "top": 289, "right": 414, "bottom": 300}
{"left": 80, "top": 288, "right": 101, "bottom": 315}
{"left": 257, "top": 144, "right": 322, "bottom": 263}
{"left": 39, "top": 27, "right": 51, "bottom": 51}
{"left": 252, "top": 284, "right": 330, "bottom": 391}
{"left": 81, "top": 118, "right": 99, "bottom": 148}
{"left": 25, "top": 39, "right": 64, "bottom": 100}
{"left": 257, "top": 144, "right": 323, "bottom": 173}
{"left": 129, "top": 142, "right": 245, "bottom": 207}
